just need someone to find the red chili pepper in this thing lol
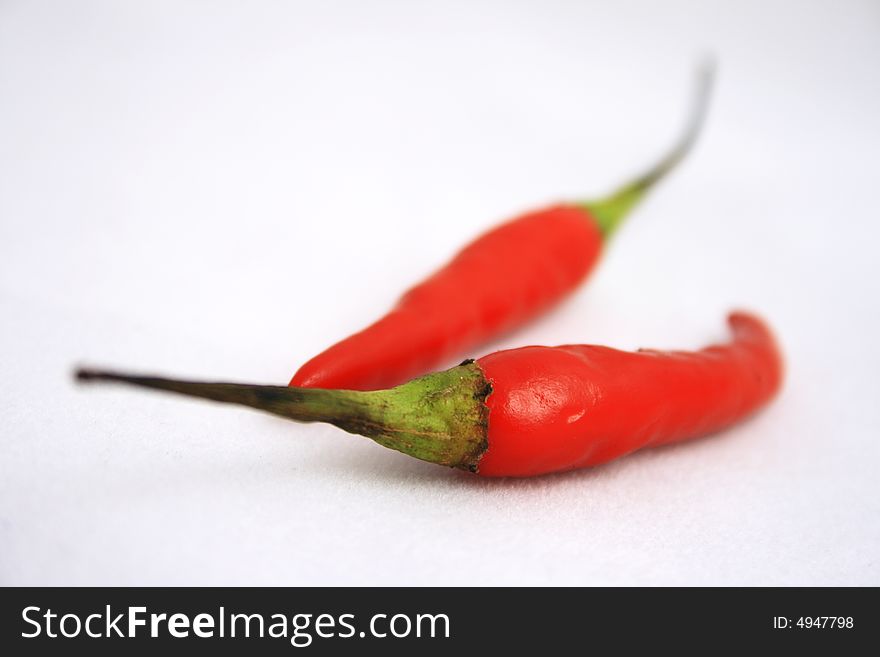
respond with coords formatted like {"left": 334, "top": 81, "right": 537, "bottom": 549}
{"left": 76, "top": 312, "right": 782, "bottom": 477}
{"left": 290, "top": 67, "right": 714, "bottom": 391}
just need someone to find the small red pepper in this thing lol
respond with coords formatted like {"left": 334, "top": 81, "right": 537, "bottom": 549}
{"left": 290, "top": 67, "right": 714, "bottom": 391}
{"left": 76, "top": 312, "right": 782, "bottom": 477}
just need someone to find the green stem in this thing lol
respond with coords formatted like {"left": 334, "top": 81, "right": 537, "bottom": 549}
{"left": 75, "top": 363, "right": 492, "bottom": 471}
{"left": 584, "top": 60, "right": 715, "bottom": 238}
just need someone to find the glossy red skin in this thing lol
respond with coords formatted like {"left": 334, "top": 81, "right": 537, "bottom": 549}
{"left": 475, "top": 313, "right": 783, "bottom": 477}
{"left": 291, "top": 205, "right": 603, "bottom": 391}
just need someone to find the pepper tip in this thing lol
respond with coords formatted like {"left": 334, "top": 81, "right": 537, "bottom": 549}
{"left": 74, "top": 367, "right": 95, "bottom": 382}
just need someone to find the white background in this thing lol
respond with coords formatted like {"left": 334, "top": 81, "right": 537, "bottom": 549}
{"left": 2, "top": 0, "right": 878, "bottom": 585}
